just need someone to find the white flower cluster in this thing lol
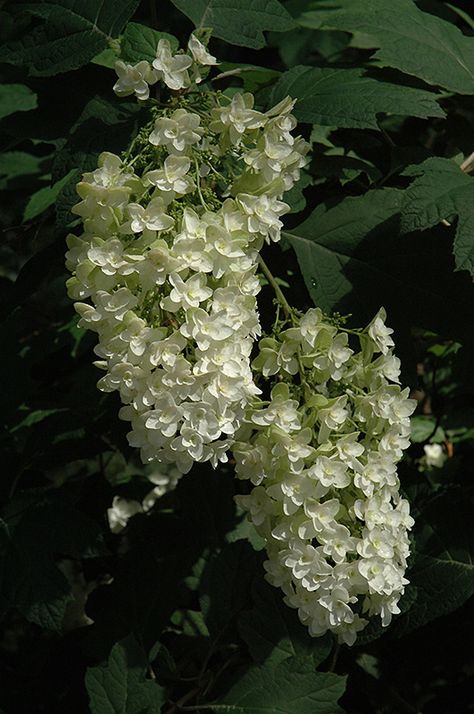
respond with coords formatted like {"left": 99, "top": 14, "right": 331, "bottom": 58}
{"left": 66, "top": 43, "right": 309, "bottom": 476}
{"left": 68, "top": 33, "right": 416, "bottom": 645}
{"left": 113, "top": 34, "right": 218, "bottom": 100}
{"left": 234, "top": 307, "right": 417, "bottom": 645}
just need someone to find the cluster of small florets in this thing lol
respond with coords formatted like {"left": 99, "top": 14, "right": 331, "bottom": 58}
{"left": 234, "top": 307, "right": 416, "bottom": 645}
{"left": 66, "top": 33, "right": 416, "bottom": 646}
{"left": 114, "top": 34, "right": 219, "bottom": 100}
{"left": 65, "top": 35, "right": 309, "bottom": 475}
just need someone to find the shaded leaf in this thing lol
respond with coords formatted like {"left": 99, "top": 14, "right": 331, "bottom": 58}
{"left": 83, "top": 510, "right": 201, "bottom": 658}
{"left": 86, "top": 635, "right": 165, "bottom": 714}
{"left": 0, "top": 83, "right": 37, "bottom": 120}
{"left": 0, "top": 0, "right": 140, "bottom": 75}
{"left": 275, "top": 27, "right": 350, "bottom": 68}
{"left": 0, "top": 494, "right": 103, "bottom": 629}
{"left": 121, "top": 22, "right": 178, "bottom": 63}
{"left": 310, "top": 152, "right": 381, "bottom": 185}
{"left": 218, "top": 62, "right": 281, "bottom": 92}
{"left": 0, "top": 242, "right": 65, "bottom": 322}
{"left": 282, "top": 188, "right": 474, "bottom": 374}
{"left": 410, "top": 415, "right": 437, "bottom": 443}
{"left": 401, "top": 157, "right": 474, "bottom": 276}
{"left": 52, "top": 96, "right": 143, "bottom": 179}
{"left": 239, "top": 576, "right": 332, "bottom": 667}
{"left": 391, "top": 490, "right": 474, "bottom": 637}
{"left": 206, "top": 657, "right": 346, "bottom": 713}
{"left": 271, "top": 65, "right": 445, "bottom": 130}
{"left": 23, "top": 169, "right": 78, "bottom": 222}
{"left": 170, "top": 0, "right": 295, "bottom": 49}
{"left": 302, "top": 0, "right": 474, "bottom": 94}
{"left": 200, "top": 540, "right": 257, "bottom": 639}
{"left": 0, "top": 151, "right": 42, "bottom": 190}
{"left": 91, "top": 47, "right": 118, "bottom": 68}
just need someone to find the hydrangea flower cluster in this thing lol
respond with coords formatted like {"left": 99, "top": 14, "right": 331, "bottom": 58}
{"left": 66, "top": 32, "right": 416, "bottom": 646}
{"left": 113, "top": 34, "right": 218, "bottom": 100}
{"left": 234, "top": 307, "right": 416, "bottom": 644}
{"left": 65, "top": 36, "right": 309, "bottom": 476}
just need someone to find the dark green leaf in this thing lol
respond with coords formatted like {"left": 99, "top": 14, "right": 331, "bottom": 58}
{"left": 171, "top": 608, "right": 210, "bottom": 638}
{"left": 0, "top": 0, "right": 140, "bottom": 75}
{"left": 0, "top": 242, "right": 65, "bottom": 322}
{"left": 270, "top": 65, "right": 445, "bottom": 130}
{"left": 206, "top": 657, "right": 346, "bottom": 713}
{"left": 0, "top": 151, "right": 42, "bottom": 190}
{"left": 200, "top": 540, "right": 257, "bottom": 638}
{"left": 170, "top": 0, "right": 295, "bottom": 49}
{"left": 275, "top": 27, "right": 350, "bottom": 68}
{"left": 401, "top": 157, "right": 474, "bottom": 276}
{"left": 302, "top": 0, "right": 474, "bottom": 94}
{"left": 83, "top": 510, "right": 201, "bottom": 658}
{"left": 453, "top": 205, "right": 474, "bottom": 278}
{"left": 282, "top": 188, "right": 474, "bottom": 372}
{"left": 121, "top": 22, "right": 179, "bottom": 63}
{"left": 218, "top": 62, "right": 281, "bottom": 92}
{"left": 391, "top": 490, "right": 474, "bottom": 636}
{"left": 23, "top": 168, "right": 78, "bottom": 222}
{"left": 0, "top": 495, "right": 103, "bottom": 629}
{"left": 86, "top": 635, "right": 166, "bottom": 714}
{"left": 239, "top": 576, "right": 332, "bottom": 667}
{"left": 226, "top": 514, "right": 266, "bottom": 551}
{"left": 410, "top": 416, "right": 437, "bottom": 443}
{"left": 310, "top": 152, "right": 381, "bottom": 185}
{"left": 0, "top": 83, "right": 37, "bottom": 120}
{"left": 91, "top": 48, "right": 118, "bottom": 68}
{"left": 283, "top": 170, "right": 312, "bottom": 213}
{"left": 53, "top": 96, "right": 143, "bottom": 179}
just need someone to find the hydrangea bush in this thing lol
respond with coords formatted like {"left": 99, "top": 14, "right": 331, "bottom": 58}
{"left": 3, "top": 2, "right": 474, "bottom": 712}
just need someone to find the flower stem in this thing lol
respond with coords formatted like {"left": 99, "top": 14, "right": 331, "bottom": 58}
{"left": 194, "top": 156, "right": 209, "bottom": 210}
{"left": 258, "top": 254, "right": 292, "bottom": 319}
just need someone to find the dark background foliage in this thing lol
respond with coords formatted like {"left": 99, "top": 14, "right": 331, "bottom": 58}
{"left": 0, "top": 1, "right": 473, "bottom": 712}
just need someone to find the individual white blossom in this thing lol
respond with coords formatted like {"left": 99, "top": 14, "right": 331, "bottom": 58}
{"left": 188, "top": 34, "right": 218, "bottom": 66}
{"left": 107, "top": 496, "right": 143, "bottom": 533}
{"left": 368, "top": 308, "right": 395, "bottom": 355}
{"left": 210, "top": 92, "right": 267, "bottom": 146}
{"left": 152, "top": 39, "right": 193, "bottom": 90}
{"left": 237, "top": 193, "right": 290, "bottom": 242}
{"left": 423, "top": 443, "right": 447, "bottom": 468}
{"left": 113, "top": 60, "right": 157, "bottom": 100}
{"left": 149, "top": 108, "right": 203, "bottom": 153}
{"left": 127, "top": 197, "right": 174, "bottom": 233}
{"left": 145, "top": 155, "right": 194, "bottom": 195}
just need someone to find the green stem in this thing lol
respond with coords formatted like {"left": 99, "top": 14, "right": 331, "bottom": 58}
{"left": 163, "top": 685, "right": 201, "bottom": 714}
{"left": 258, "top": 255, "right": 313, "bottom": 391}
{"left": 258, "top": 255, "right": 292, "bottom": 319}
{"left": 194, "top": 157, "right": 209, "bottom": 210}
